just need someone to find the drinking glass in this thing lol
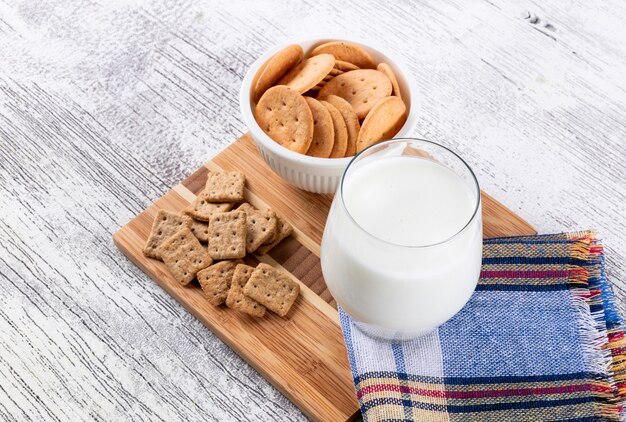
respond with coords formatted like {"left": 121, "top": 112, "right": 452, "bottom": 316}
{"left": 321, "top": 139, "right": 482, "bottom": 340}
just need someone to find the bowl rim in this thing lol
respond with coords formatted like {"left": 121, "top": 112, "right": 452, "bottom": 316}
{"left": 239, "top": 37, "right": 419, "bottom": 168}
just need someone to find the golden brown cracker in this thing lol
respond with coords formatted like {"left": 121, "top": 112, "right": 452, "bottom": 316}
{"left": 226, "top": 264, "right": 266, "bottom": 317}
{"left": 255, "top": 86, "right": 313, "bottom": 153}
{"left": 377, "top": 63, "right": 402, "bottom": 100}
{"left": 277, "top": 54, "right": 335, "bottom": 94}
{"left": 159, "top": 228, "right": 213, "bottom": 286}
{"left": 203, "top": 170, "right": 245, "bottom": 203}
{"left": 255, "top": 214, "right": 293, "bottom": 255}
{"left": 197, "top": 260, "right": 240, "bottom": 306}
{"left": 356, "top": 96, "right": 407, "bottom": 153}
{"left": 143, "top": 210, "right": 192, "bottom": 259}
{"left": 318, "top": 69, "right": 392, "bottom": 119}
{"left": 319, "top": 100, "right": 348, "bottom": 158}
{"left": 253, "top": 44, "right": 303, "bottom": 102}
{"left": 243, "top": 263, "right": 300, "bottom": 317}
{"left": 190, "top": 219, "right": 210, "bottom": 243}
{"left": 207, "top": 211, "right": 247, "bottom": 260}
{"left": 310, "top": 41, "right": 375, "bottom": 69}
{"left": 334, "top": 60, "right": 360, "bottom": 72}
{"left": 304, "top": 97, "right": 335, "bottom": 158}
{"left": 320, "top": 95, "right": 360, "bottom": 157}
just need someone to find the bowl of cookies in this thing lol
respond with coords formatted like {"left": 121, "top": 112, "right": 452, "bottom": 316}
{"left": 240, "top": 38, "right": 418, "bottom": 194}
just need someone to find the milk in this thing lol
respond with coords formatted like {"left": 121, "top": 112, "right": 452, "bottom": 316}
{"left": 321, "top": 155, "right": 482, "bottom": 338}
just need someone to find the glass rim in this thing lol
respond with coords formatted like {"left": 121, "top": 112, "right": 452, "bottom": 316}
{"left": 339, "top": 138, "right": 482, "bottom": 249}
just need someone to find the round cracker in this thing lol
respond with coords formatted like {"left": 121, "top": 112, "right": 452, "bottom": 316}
{"left": 253, "top": 44, "right": 303, "bottom": 102}
{"left": 304, "top": 97, "right": 335, "bottom": 158}
{"left": 334, "top": 60, "right": 360, "bottom": 72}
{"left": 356, "top": 96, "right": 407, "bottom": 153}
{"left": 320, "top": 100, "right": 348, "bottom": 158}
{"left": 377, "top": 63, "right": 402, "bottom": 100}
{"left": 255, "top": 86, "right": 313, "bottom": 154}
{"left": 277, "top": 54, "right": 335, "bottom": 94}
{"left": 320, "top": 95, "right": 360, "bottom": 157}
{"left": 310, "top": 41, "right": 375, "bottom": 69}
{"left": 318, "top": 69, "right": 392, "bottom": 119}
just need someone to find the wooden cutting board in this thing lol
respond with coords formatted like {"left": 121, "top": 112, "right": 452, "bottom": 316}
{"left": 113, "top": 134, "right": 536, "bottom": 421}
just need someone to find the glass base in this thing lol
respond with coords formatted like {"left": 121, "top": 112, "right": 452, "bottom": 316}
{"left": 353, "top": 319, "right": 436, "bottom": 341}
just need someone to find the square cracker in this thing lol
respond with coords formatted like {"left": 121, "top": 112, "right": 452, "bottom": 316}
{"left": 190, "top": 219, "right": 210, "bottom": 243}
{"left": 160, "top": 228, "right": 213, "bottom": 285}
{"left": 238, "top": 203, "right": 278, "bottom": 253}
{"left": 226, "top": 264, "right": 266, "bottom": 317}
{"left": 197, "top": 260, "right": 240, "bottom": 306}
{"left": 143, "top": 210, "right": 192, "bottom": 259}
{"left": 255, "top": 214, "right": 293, "bottom": 255}
{"left": 243, "top": 263, "right": 300, "bottom": 317}
{"left": 203, "top": 170, "right": 245, "bottom": 202}
{"left": 207, "top": 211, "right": 247, "bottom": 260}
{"left": 185, "top": 195, "right": 233, "bottom": 222}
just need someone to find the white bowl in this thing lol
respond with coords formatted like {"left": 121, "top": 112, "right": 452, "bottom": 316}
{"left": 240, "top": 38, "right": 419, "bottom": 194}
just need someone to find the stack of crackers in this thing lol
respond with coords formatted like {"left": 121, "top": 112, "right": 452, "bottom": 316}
{"left": 252, "top": 40, "right": 408, "bottom": 158}
{"left": 143, "top": 170, "right": 299, "bottom": 318}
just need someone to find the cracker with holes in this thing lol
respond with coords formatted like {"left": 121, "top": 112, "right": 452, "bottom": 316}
{"left": 318, "top": 69, "right": 392, "bottom": 119}
{"left": 320, "top": 95, "right": 360, "bottom": 157}
{"left": 310, "top": 41, "right": 375, "bottom": 69}
{"left": 185, "top": 195, "right": 233, "bottom": 222}
{"left": 159, "top": 228, "right": 213, "bottom": 285}
{"left": 243, "top": 263, "right": 300, "bottom": 317}
{"left": 143, "top": 210, "right": 193, "bottom": 259}
{"left": 198, "top": 260, "right": 241, "bottom": 306}
{"left": 320, "top": 100, "right": 348, "bottom": 158}
{"left": 357, "top": 96, "right": 407, "bottom": 153}
{"left": 190, "top": 219, "right": 210, "bottom": 243}
{"left": 207, "top": 211, "right": 247, "bottom": 259}
{"left": 377, "top": 63, "right": 402, "bottom": 100}
{"left": 237, "top": 203, "right": 278, "bottom": 253}
{"left": 256, "top": 214, "right": 293, "bottom": 255}
{"left": 226, "top": 264, "right": 266, "bottom": 317}
{"left": 277, "top": 54, "right": 335, "bottom": 94}
{"left": 203, "top": 170, "right": 245, "bottom": 203}
{"left": 253, "top": 44, "right": 304, "bottom": 102}
{"left": 304, "top": 97, "right": 335, "bottom": 158}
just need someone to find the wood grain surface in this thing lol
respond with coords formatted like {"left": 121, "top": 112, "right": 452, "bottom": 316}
{"left": 0, "top": 1, "right": 625, "bottom": 421}
{"left": 113, "top": 134, "right": 535, "bottom": 421}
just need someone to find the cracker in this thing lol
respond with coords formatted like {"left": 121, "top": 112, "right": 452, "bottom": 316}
{"left": 319, "top": 100, "right": 348, "bottom": 158}
{"left": 203, "top": 170, "right": 245, "bottom": 203}
{"left": 207, "top": 211, "right": 247, "bottom": 260}
{"left": 255, "top": 86, "right": 314, "bottom": 154}
{"left": 197, "top": 260, "right": 240, "bottom": 306}
{"left": 320, "top": 95, "right": 360, "bottom": 157}
{"left": 243, "top": 263, "right": 300, "bottom": 317}
{"left": 334, "top": 60, "right": 360, "bottom": 72}
{"left": 226, "top": 264, "right": 266, "bottom": 317}
{"left": 159, "top": 228, "right": 213, "bottom": 286}
{"left": 304, "top": 97, "right": 335, "bottom": 158}
{"left": 184, "top": 195, "right": 233, "bottom": 222}
{"left": 253, "top": 44, "right": 304, "bottom": 102}
{"left": 310, "top": 41, "right": 375, "bottom": 69}
{"left": 277, "top": 54, "right": 335, "bottom": 94}
{"left": 255, "top": 214, "right": 293, "bottom": 255}
{"left": 190, "top": 219, "right": 210, "bottom": 243}
{"left": 238, "top": 203, "right": 278, "bottom": 253}
{"left": 356, "top": 96, "right": 407, "bottom": 153}
{"left": 377, "top": 63, "right": 402, "bottom": 100}
{"left": 318, "top": 69, "right": 392, "bottom": 119}
{"left": 143, "top": 210, "right": 193, "bottom": 259}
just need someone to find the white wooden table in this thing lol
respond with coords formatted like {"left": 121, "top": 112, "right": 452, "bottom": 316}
{"left": 1, "top": 1, "right": 624, "bottom": 420}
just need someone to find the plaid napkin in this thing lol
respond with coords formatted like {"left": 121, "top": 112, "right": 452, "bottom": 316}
{"left": 340, "top": 232, "right": 626, "bottom": 421}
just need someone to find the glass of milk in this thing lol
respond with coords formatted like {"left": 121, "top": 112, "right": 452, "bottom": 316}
{"left": 321, "top": 138, "right": 482, "bottom": 340}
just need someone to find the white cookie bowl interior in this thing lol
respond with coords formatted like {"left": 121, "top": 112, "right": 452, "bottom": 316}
{"left": 239, "top": 38, "right": 419, "bottom": 195}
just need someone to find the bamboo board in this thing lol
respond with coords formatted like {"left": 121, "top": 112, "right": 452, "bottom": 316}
{"left": 113, "top": 133, "right": 537, "bottom": 421}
